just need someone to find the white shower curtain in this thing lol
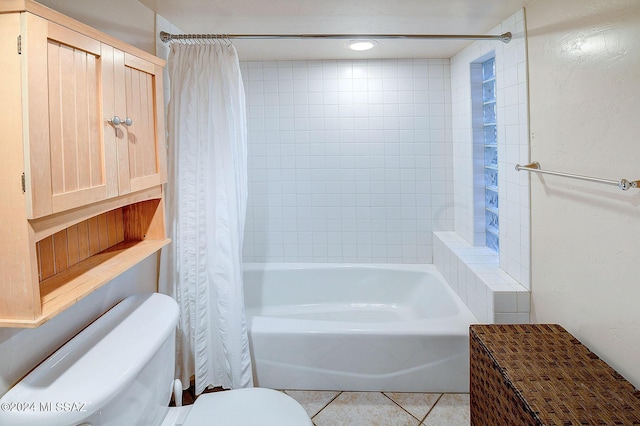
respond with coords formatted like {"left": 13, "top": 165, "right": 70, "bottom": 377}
{"left": 160, "top": 41, "right": 253, "bottom": 394}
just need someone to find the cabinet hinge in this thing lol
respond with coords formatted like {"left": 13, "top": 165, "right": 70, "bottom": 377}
{"left": 17, "top": 35, "right": 21, "bottom": 55}
{"left": 21, "top": 173, "right": 25, "bottom": 193}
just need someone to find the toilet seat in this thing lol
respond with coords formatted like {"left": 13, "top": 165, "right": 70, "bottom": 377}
{"left": 181, "top": 388, "right": 313, "bottom": 426}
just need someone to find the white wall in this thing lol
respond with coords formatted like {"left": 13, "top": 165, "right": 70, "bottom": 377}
{"left": 0, "top": 256, "right": 157, "bottom": 395}
{"left": 241, "top": 59, "right": 453, "bottom": 263}
{"left": 527, "top": 0, "right": 640, "bottom": 387}
{"left": 37, "top": 0, "right": 156, "bottom": 53}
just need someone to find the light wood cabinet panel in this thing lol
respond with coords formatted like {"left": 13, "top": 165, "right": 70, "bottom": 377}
{"left": 122, "top": 53, "right": 168, "bottom": 194}
{"left": 0, "top": 2, "right": 170, "bottom": 327}
{"left": 24, "top": 16, "right": 115, "bottom": 218}
{"left": 0, "top": 12, "right": 41, "bottom": 322}
{"left": 23, "top": 14, "right": 166, "bottom": 219}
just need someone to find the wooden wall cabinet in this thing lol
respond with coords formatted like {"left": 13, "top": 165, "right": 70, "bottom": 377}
{"left": 23, "top": 13, "right": 167, "bottom": 219}
{"left": 0, "top": 1, "right": 170, "bottom": 327}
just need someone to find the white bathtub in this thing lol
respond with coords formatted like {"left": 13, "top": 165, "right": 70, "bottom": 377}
{"left": 243, "top": 263, "right": 477, "bottom": 392}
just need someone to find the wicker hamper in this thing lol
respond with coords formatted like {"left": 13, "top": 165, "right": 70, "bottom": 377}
{"left": 470, "top": 324, "right": 640, "bottom": 425}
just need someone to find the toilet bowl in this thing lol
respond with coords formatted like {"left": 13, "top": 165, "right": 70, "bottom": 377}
{"left": 0, "top": 293, "right": 312, "bottom": 426}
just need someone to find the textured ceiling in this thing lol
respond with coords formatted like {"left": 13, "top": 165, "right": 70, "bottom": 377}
{"left": 141, "top": 0, "right": 533, "bottom": 60}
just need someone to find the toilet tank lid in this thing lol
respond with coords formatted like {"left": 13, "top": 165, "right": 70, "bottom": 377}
{"left": 0, "top": 293, "right": 179, "bottom": 425}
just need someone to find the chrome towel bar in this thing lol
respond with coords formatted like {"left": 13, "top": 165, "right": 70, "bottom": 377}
{"left": 515, "top": 162, "right": 640, "bottom": 191}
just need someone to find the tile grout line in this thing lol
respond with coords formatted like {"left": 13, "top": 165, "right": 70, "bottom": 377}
{"left": 381, "top": 392, "right": 423, "bottom": 423}
{"left": 420, "top": 393, "right": 444, "bottom": 424}
{"left": 310, "top": 390, "right": 343, "bottom": 421}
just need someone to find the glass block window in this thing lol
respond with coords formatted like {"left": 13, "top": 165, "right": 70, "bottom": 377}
{"left": 482, "top": 58, "right": 499, "bottom": 252}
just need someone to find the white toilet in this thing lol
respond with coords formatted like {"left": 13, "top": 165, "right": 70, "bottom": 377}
{"left": 0, "top": 293, "right": 312, "bottom": 426}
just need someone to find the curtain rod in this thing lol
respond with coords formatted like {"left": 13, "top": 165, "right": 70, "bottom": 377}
{"left": 159, "top": 31, "right": 512, "bottom": 43}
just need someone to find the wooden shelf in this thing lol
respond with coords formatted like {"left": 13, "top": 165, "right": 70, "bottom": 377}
{"left": 0, "top": 239, "right": 169, "bottom": 328}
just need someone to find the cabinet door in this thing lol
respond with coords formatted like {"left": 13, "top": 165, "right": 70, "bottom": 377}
{"left": 119, "top": 53, "right": 167, "bottom": 194}
{"left": 23, "top": 15, "right": 116, "bottom": 219}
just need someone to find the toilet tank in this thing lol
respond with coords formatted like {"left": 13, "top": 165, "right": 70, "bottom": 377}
{"left": 0, "top": 293, "right": 180, "bottom": 426}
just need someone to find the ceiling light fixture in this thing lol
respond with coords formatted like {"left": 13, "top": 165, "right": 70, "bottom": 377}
{"left": 346, "top": 40, "right": 378, "bottom": 51}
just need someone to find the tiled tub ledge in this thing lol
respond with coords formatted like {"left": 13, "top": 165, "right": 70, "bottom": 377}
{"left": 433, "top": 232, "right": 530, "bottom": 324}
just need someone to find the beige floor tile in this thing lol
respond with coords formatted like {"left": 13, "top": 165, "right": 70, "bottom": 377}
{"left": 421, "top": 393, "right": 470, "bottom": 426}
{"left": 313, "top": 392, "right": 419, "bottom": 426}
{"left": 384, "top": 392, "right": 442, "bottom": 421}
{"left": 283, "top": 390, "right": 340, "bottom": 418}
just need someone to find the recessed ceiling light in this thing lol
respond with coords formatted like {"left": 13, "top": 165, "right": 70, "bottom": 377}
{"left": 346, "top": 40, "right": 378, "bottom": 51}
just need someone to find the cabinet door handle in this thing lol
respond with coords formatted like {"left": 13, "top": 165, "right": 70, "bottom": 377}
{"left": 108, "top": 116, "right": 133, "bottom": 127}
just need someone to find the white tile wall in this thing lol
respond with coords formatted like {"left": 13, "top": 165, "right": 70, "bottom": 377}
{"left": 434, "top": 232, "right": 529, "bottom": 323}
{"left": 241, "top": 59, "right": 453, "bottom": 263}
{"left": 450, "top": 9, "right": 531, "bottom": 290}
{"left": 433, "top": 9, "right": 530, "bottom": 323}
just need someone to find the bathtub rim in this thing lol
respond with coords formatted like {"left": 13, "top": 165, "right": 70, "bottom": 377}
{"left": 242, "top": 262, "right": 479, "bottom": 333}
